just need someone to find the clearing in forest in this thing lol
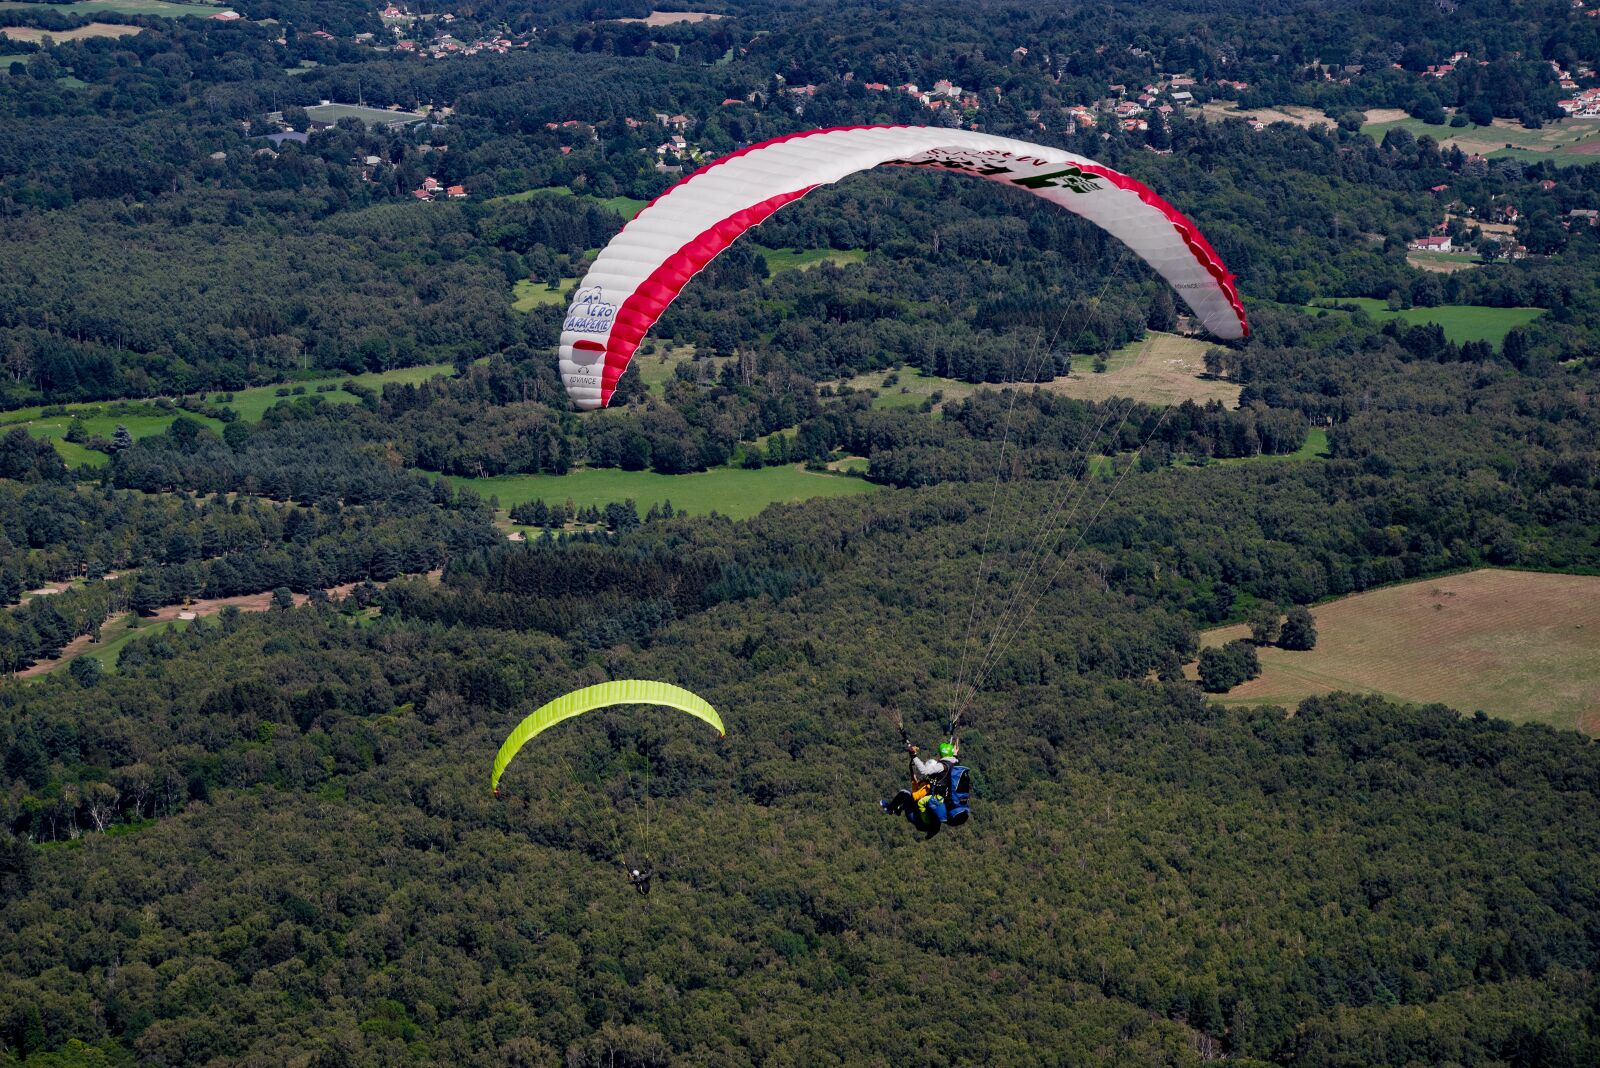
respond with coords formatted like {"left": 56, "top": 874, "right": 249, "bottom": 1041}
{"left": 613, "top": 11, "right": 726, "bottom": 25}
{"left": 1195, "top": 103, "right": 1337, "bottom": 129}
{"left": 1041, "top": 332, "right": 1240, "bottom": 407}
{"left": 0, "top": 21, "right": 141, "bottom": 41}
{"left": 1306, "top": 298, "right": 1543, "bottom": 347}
{"left": 2, "top": 363, "right": 457, "bottom": 466}
{"left": 752, "top": 244, "right": 867, "bottom": 272}
{"left": 1194, "top": 568, "right": 1600, "bottom": 735}
{"left": 437, "top": 462, "right": 879, "bottom": 522}
{"left": 833, "top": 367, "right": 980, "bottom": 411}
{"left": 305, "top": 102, "right": 425, "bottom": 128}
{"left": 0, "top": 0, "right": 217, "bottom": 14}
{"left": 1360, "top": 113, "right": 1600, "bottom": 166}
{"left": 1408, "top": 251, "right": 1482, "bottom": 274}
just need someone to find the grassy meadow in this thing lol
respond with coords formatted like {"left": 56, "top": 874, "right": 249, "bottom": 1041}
{"left": 1193, "top": 568, "right": 1600, "bottom": 734}
{"left": 0, "top": 22, "right": 141, "bottom": 42}
{"left": 752, "top": 244, "right": 868, "bottom": 272}
{"left": 0, "top": 0, "right": 217, "bottom": 13}
{"left": 436, "top": 462, "right": 880, "bottom": 521}
{"left": 1041, "top": 332, "right": 1242, "bottom": 407}
{"left": 1, "top": 363, "right": 457, "bottom": 467}
{"left": 1307, "top": 298, "right": 1544, "bottom": 347}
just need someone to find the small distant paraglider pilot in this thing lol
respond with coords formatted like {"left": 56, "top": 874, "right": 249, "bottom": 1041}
{"left": 880, "top": 738, "right": 973, "bottom": 839}
{"left": 627, "top": 867, "right": 655, "bottom": 896}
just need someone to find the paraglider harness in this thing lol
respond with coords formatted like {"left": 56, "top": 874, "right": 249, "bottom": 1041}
{"left": 887, "top": 721, "right": 973, "bottom": 838}
{"left": 627, "top": 866, "right": 654, "bottom": 896}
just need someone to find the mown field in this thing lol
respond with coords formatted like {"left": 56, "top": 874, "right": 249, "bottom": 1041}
{"left": 0, "top": 21, "right": 141, "bottom": 42}
{"left": 1195, "top": 102, "right": 1338, "bottom": 129}
{"left": 1, "top": 363, "right": 456, "bottom": 466}
{"left": 1408, "top": 250, "right": 1482, "bottom": 274}
{"left": 1193, "top": 568, "right": 1600, "bottom": 734}
{"left": 833, "top": 332, "right": 1239, "bottom": 412}
{"left": 1360, "top": 112, "right": 1600, "bottom": 166}
{"left": 0, "top": 0, "right": 216, "bottom": 13}
{"left": 306, "top": 102, "right": 425, "bottom": 127}
{"left": 1042, "top": 331, "right": 1242, "bottom": 407}
{"left": 435, "top": 462, "right": 880, "bottom": 520}
{"left": 1307, "top": 298, "right": 1544, "bottom": 347}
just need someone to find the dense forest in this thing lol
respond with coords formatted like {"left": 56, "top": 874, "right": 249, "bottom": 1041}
{"left": 1, "top": 0, "right": 1599, "bottom": 1064}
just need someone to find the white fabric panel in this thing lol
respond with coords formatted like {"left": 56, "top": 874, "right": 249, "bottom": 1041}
{"left": 560, "top": 126, "right": 1244, "bottom": 409}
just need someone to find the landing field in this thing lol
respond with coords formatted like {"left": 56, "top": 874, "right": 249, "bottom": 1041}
{"left": 436, "top": 462, "right": 879, "bottom": 521}
{"left": 1041, "top": 331, "right": 1241, "bottom": 407}
{"left": 1193, "top": 568, "right": 1600, "bottom": 734}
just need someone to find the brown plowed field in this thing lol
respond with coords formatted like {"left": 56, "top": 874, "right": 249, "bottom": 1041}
{"left": 1191, "top": 569, "right": 1600, "bottom": 734}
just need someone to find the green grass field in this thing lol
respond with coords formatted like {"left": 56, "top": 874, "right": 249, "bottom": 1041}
{"left": 837, "top": 367, "right": 979, "bottom": 411}
{"left": 306, "top": 103, "right": 425, "bottom": 128}
{"left": 1191, "top": 569, "right": 1600, "bottom": 734}
{"left": 85, "top": 616, "right": 189, "bottom": 672}
{"left": 1, "top": 363, "right": 456, "bottom": 467}
{"left": 1212, "top": 427, "right": 1330, "bottom": 466}
{"left": 752, "top": 245, "right": 868, "bottom": 273}
{"left": 200, "top": 363, "right": 456, "bottom": 421}
{"left": 1308, "top": 298, "right": 1544, "bottom": 347}
{"left": 0, "top": 0, "right": 218, "bottom": 14}
{"left": 1360, "top": 112, "right": 1600, "bottom": 165}
{"left": 435, "top": 462, "right": 880, "bottom": 521}
{"left": 24, "top": 614, "right": 190, "bottom": 680}
{"left": 492, "top": 185, "right": 648, "bottom": 220}
{"left": 512, "top": 277, "right": 577, "bottom": 310}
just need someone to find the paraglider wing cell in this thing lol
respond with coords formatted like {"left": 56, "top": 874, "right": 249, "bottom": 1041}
{"left": 559, "top": 125, "right": 1248, "bottom": 409}
{"left": 490, "top": 679, "right": 725, "bottom": 792}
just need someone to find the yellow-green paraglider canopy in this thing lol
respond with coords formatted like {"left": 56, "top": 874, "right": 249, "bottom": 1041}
{"left": 491, "top": 679, "right": 724, "bottom": 793}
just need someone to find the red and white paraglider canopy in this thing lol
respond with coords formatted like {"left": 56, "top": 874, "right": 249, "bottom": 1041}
{"left": 559, "top": 125, "right": 1247, "bottom": 410}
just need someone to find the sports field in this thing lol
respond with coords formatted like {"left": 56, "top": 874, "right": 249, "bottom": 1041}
{"left": 1307, "top": 298, "right": 1544, "bottom": 347}
{"left": 0, "top": 21, "right": 141, "bottom": 42}
{"left": 436, "top": 462, "right": 880, "bottom": 521}
{"left": 1042, "top": 331, "right": 1242, "bottom": 407}
{"left": 1194, "top": 569, "right": 1600, "bottom": 734}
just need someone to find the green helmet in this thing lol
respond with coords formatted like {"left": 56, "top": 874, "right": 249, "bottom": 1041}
{"left": 939, "top": 741, "right": 956, "bottom": 759}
